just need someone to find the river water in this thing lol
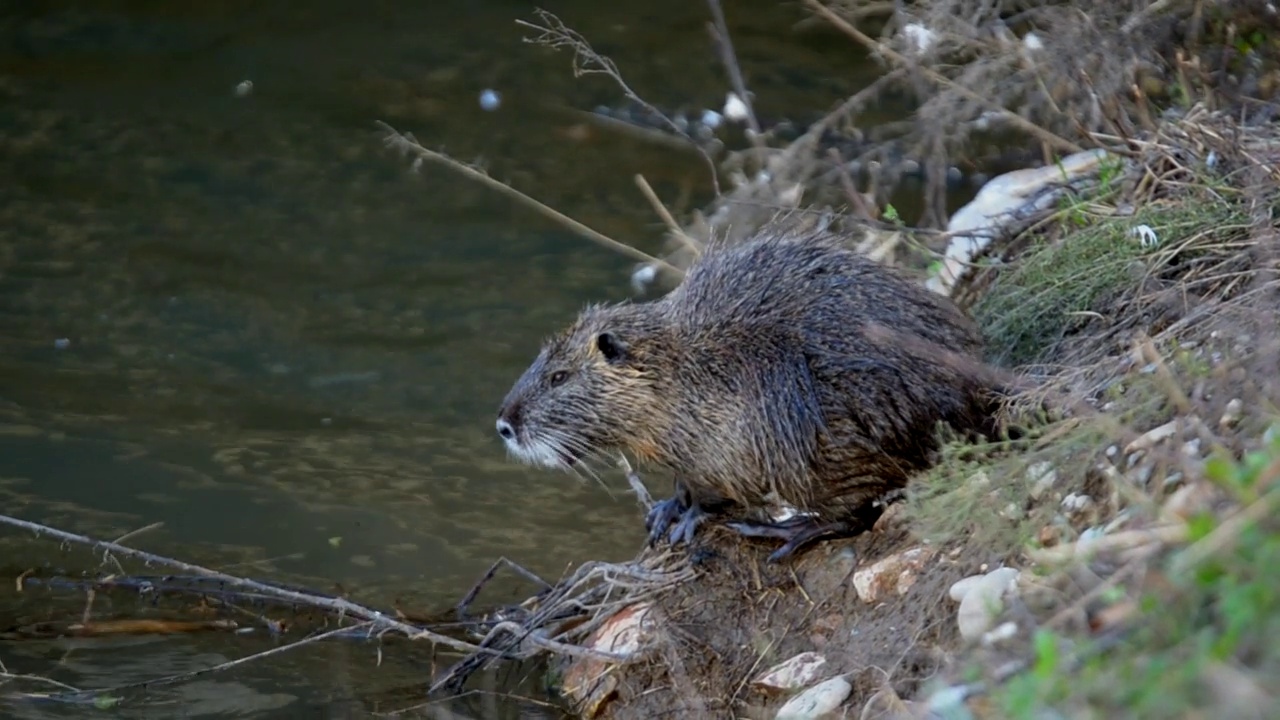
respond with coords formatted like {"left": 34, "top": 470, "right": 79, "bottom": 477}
{"left": 0, "top": 1, "right": 891, "bottom": 717}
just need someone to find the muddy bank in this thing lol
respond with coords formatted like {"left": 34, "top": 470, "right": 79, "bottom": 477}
{"left": 434, "top": 2, "right": 1280, "bottom": 718}
{"left": 525, "top": 110, "right": 1279, "bottom": 719}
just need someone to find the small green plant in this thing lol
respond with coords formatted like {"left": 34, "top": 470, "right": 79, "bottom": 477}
{"left": 988, "top": 427, "right": 1280, "bottom": 718}
{"left": 973, "top": 196, "right": 1247, "bottom": 367}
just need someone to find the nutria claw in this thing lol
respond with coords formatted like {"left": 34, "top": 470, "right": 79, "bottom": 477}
{"left": 645, "top": 496, "right": 708, "bottom": 548}
{"left": 725, "top": 517, "right": 853, "bottom": 563}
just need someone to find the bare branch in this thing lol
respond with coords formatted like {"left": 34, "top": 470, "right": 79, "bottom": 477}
{"left": 517, "top": 8, "right": 723, "bottom": 195}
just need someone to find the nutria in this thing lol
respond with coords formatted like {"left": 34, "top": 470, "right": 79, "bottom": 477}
{"left": 494, "top": 217, "right": 1002, "bottom": 562}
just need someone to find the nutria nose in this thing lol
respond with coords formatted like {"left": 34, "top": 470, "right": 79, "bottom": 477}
{"left": 496, "top": 417, "right": 516, "bottom": 440}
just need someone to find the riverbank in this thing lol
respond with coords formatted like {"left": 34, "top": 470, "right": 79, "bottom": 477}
{"left": 453, "top": 2, "right": 1280, "bottom": 718}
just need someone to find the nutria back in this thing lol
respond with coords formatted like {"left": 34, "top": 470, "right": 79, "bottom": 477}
{"left": 495, "top": 218, "right": 999, "bottom": 558}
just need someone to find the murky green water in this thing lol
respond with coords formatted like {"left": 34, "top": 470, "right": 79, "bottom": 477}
{"left": 0, "top": 1, "right": 882, "bottom": 716}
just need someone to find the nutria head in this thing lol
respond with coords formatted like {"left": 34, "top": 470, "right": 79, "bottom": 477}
{"left": 495, "top": 303, "right": 668, "bottom": 472}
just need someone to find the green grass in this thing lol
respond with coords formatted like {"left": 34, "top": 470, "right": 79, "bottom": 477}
{"left": 991, "top": 427, "right": 1280, "bottom": 719}
{"left": 904, "top": 421, "right": 1108, "bottom": 553}
{"left": 972, "top": 197, "right": 1250, "bottom": 368}
{"left": 909, "top": 149, "right": 1280, "bottom": 718}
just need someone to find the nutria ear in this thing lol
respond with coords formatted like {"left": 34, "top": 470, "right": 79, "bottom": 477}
{"left": 596, "top": 332, "right": 628, "bottom": 364}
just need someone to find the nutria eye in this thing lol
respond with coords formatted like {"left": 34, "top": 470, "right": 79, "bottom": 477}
{"left": 548, "top": 370, "right": 568, "bottom": 386}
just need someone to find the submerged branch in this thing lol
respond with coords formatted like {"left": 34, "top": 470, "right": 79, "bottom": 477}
{"left": 0, "top": 513, "right": 484, "bottom": 655}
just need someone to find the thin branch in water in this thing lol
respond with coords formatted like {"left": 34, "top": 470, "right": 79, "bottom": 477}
{"left": 97, "top": 521, "right": 165, "bottom": 578}
{"left": 33, "top": 621, "right": 376, "bottom": 705}
{"left": 0, "top": 658, "right": 83, "bottom": 694}
{"left": 376, "top": 121, "right": 682, "bottom": 278}
{"left": 455, "top": 557, "right": 551, "bottom": 622}
{"left": 0, "top": 513, "right": 483, "bottom": 655}
{"left": 516, "top": 7, "right": 722, "bottom": 196}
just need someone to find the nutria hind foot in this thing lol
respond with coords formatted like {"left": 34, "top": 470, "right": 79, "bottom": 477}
{"left": 645, "top": 496, "right": 710, "bottom": 547}
{"left": 726, "top": 501, "right": 889, "bottom": 563}
{"left": 725, "top": 517, "right": 853, "bottom": 562}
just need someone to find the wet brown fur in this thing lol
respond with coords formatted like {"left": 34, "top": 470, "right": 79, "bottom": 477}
{"left": 497, "top": 216, "right": 1001, "bottom": 536}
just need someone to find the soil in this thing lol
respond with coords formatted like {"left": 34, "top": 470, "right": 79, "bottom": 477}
{"left": 561, "top": 518, "right": 974, "bottom": 719}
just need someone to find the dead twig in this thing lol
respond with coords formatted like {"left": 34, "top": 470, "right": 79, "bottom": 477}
{"left": 0, "top": 513, "right": 484, "bottom": 655}
{"left": 801, "top": 0, "right": 1083, "bottom": 156}
{"left": 634, "top": 174, "right": 701, "bottom": 255}
{"left": 0, "top": 658, "right": 82, "bottom": 694}
{"left": 377, "top": 121, "right": 680, "bottom": 277}
{"left": 517, "top": 8, "right": 722, "bottom": 196}
{"left": 455, "top": 557, "right": 552, "bottom": 621}
{"left": 32, "top": 621, "right": 376, "bottom": 704}
{"left": 704, "top": 0, "right": 769, "bottom": 166}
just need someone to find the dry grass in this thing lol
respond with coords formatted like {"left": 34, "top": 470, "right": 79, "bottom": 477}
{"left": 429, "top": 105, "right": 1280, "bottom": 720}
{"left": 620, "top": 0, "right": 1280, "bottom": 287}
{"left": 897, "top": 107, "right": 1280, "bottom": 719}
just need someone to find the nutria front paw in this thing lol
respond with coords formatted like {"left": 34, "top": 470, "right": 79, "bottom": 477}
{"left": 645, "top": 497, "right": 708, "bottom": 547}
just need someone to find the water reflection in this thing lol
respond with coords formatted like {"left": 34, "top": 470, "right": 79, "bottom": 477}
{"left": 0, "top": 0, "right": 870, "bottom": 715}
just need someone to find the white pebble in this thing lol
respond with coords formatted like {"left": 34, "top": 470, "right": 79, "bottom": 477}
{"left": 926, "top": 684, "right": 975, "bottom": 715}
{"left": 479, "top": 88, "right": 501, "bottom": 111}
{"left": 949, "top": 575, "right": 981, "bottom": 602}
{"left": 1027, "top": 461, "right": 1057, "bottom": 499}
{"left": 1125, "top": 420, "right": 1179, "bottom": 453}
{"left": 774, "top": 675, "right": 851, "bottom": 719}
{"left": 753, "top": 652, "right": 828, "bottom": 692}
{"left": 956, "top": 567, "right": 1019, "bottom": 642}
{"left": 234, "top": 80, "right": 254, "bottom": 97}
{"left": 1131, "top": 464, "right": 1155, "bottom": 487}
{"left": 53, "top": 338, "right": 71, "bottom": 350}
{"left": 901, "top": 23, "right": 936, "bottom": 53}
{"left": 723, "top": 92, "right": 749, "bottom": 122}
{"left": 1061, "top": 493, "right": 1093, "bottom": 515}
{"left": 1220, "top": 398, "right": 1243, "bottom": 428}
{"left": 982, "top": 621, "right": 1019, "bottom": 646}
{"left": 630, "top": 263, "right": 658, "bottom": 294}
{"left": 700, "top": 109, "right": 723, "bottom": 129}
